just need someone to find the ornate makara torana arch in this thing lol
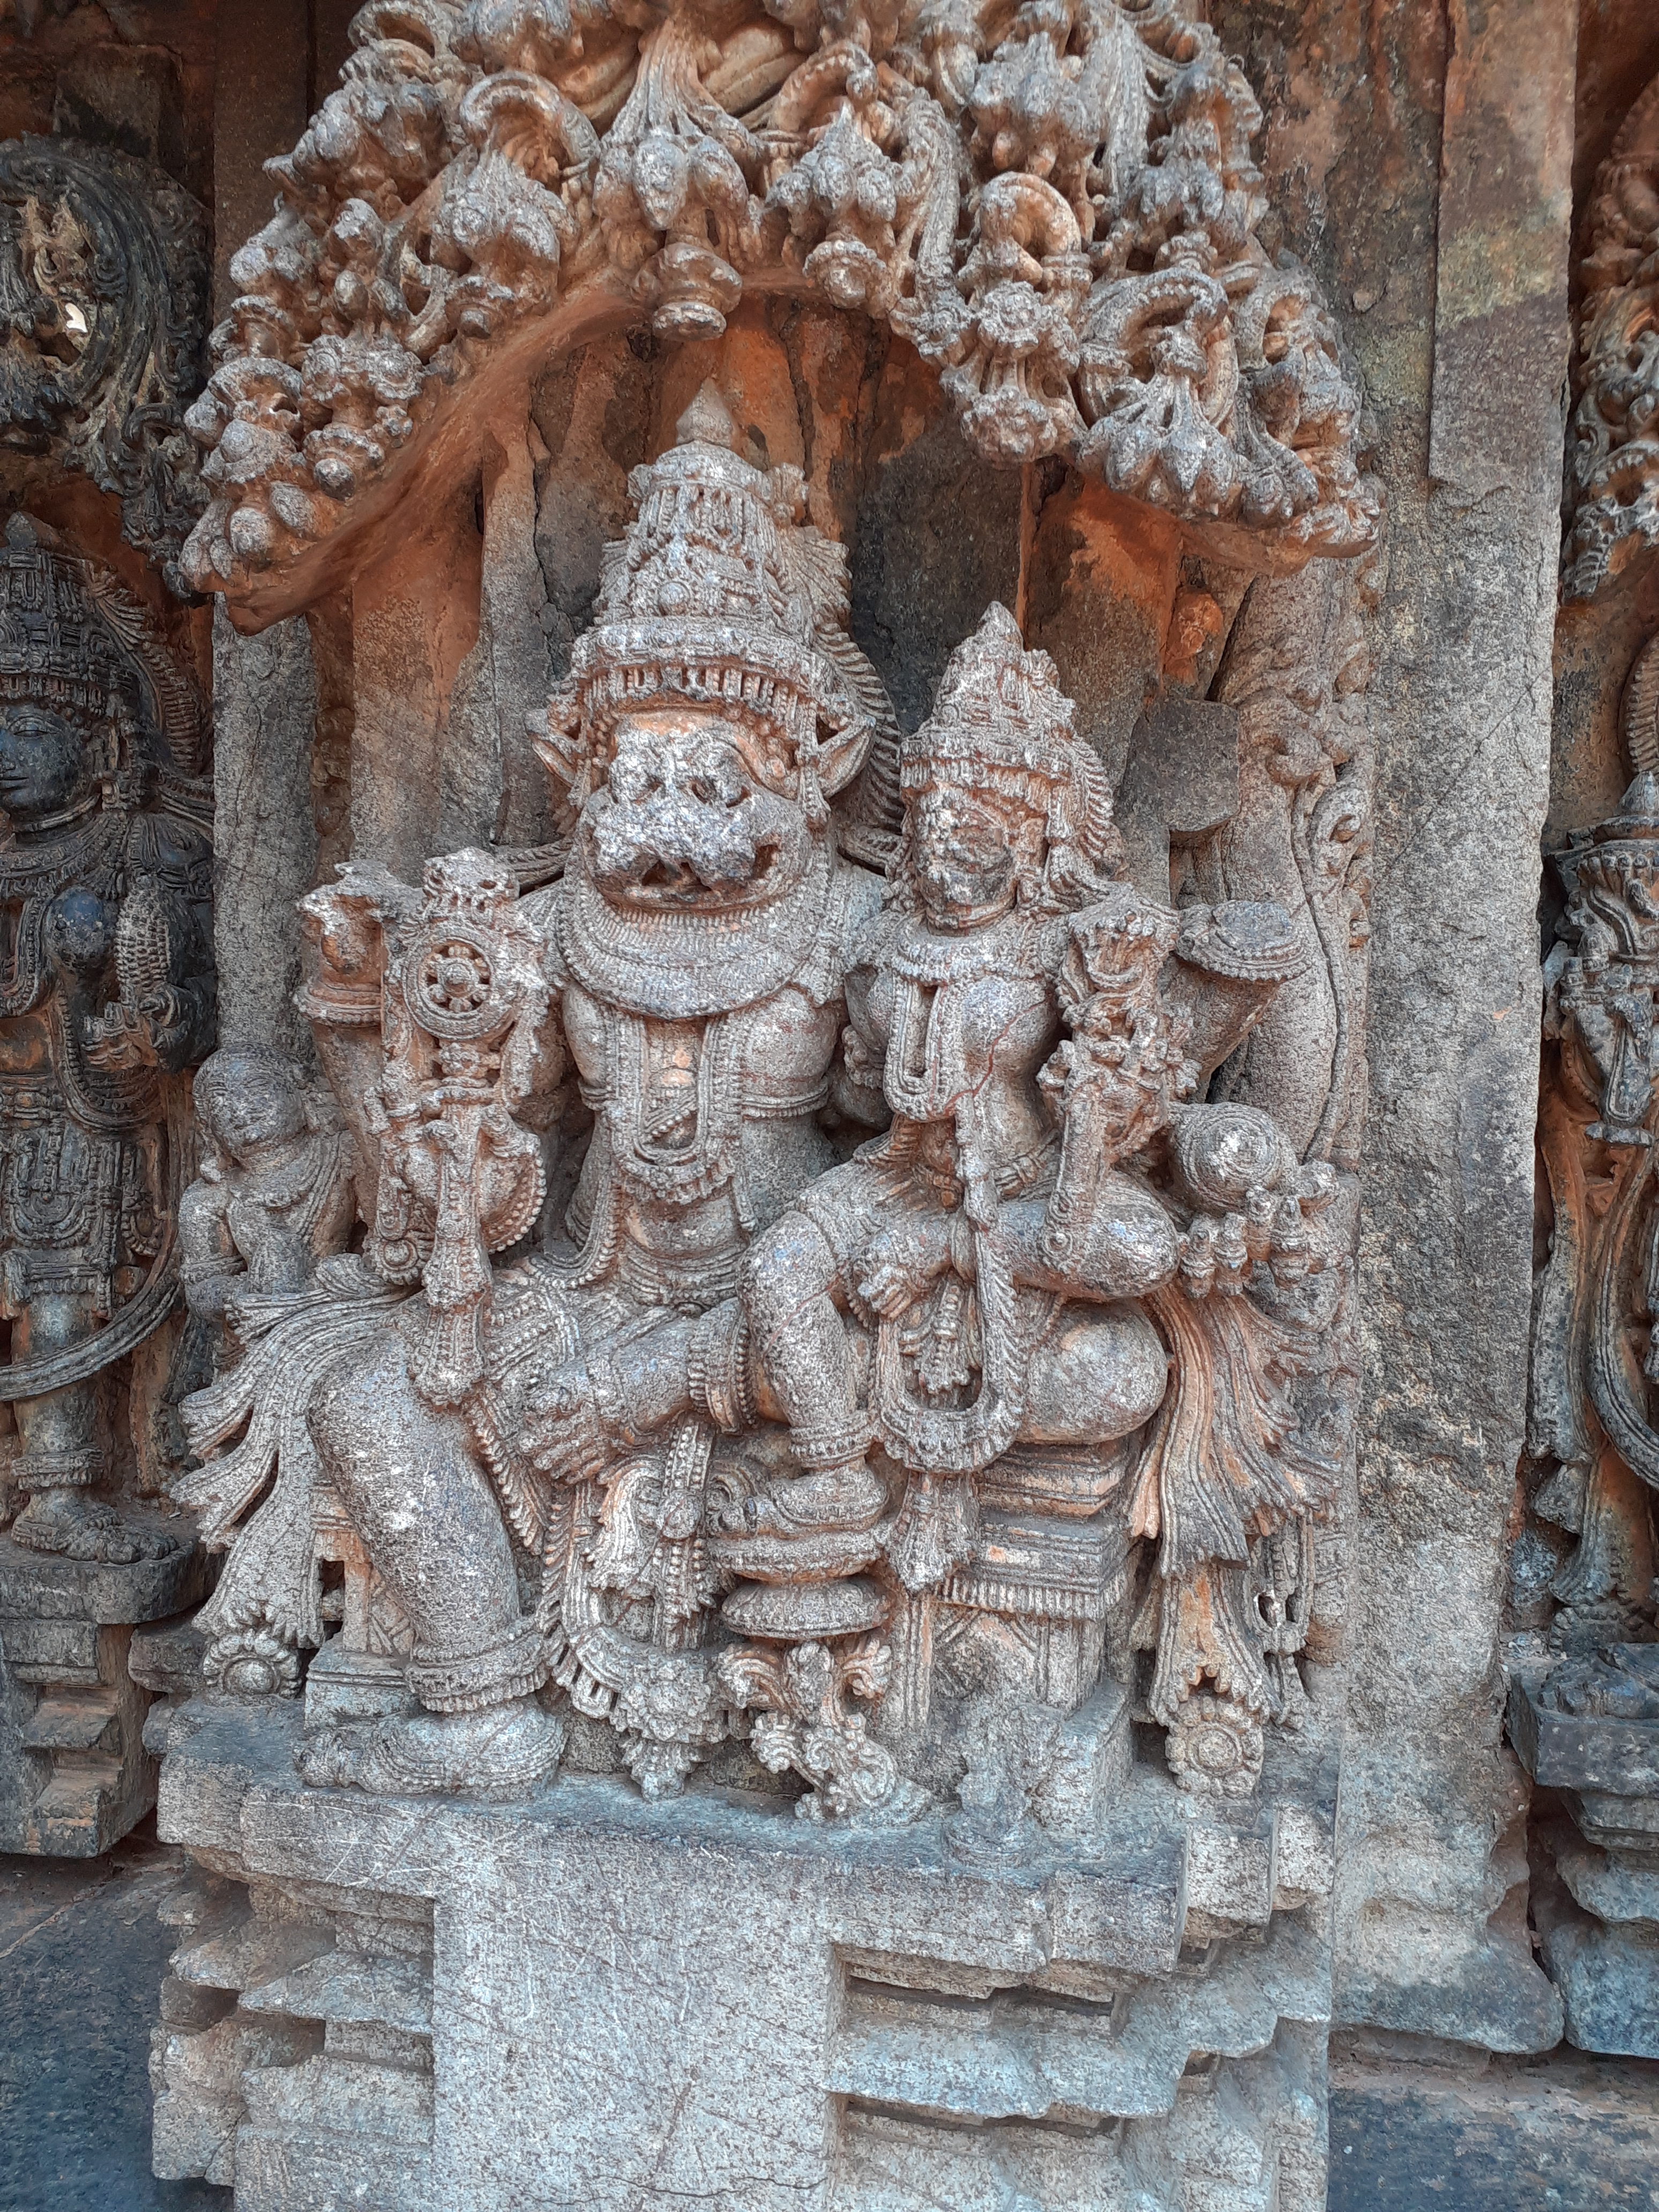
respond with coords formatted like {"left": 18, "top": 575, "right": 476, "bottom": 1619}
{"left": 151, "top": 8, "right": 1383, "bottom": 2210}
{"left": 182, "top": 0, "right": 1373, "bottom": 617}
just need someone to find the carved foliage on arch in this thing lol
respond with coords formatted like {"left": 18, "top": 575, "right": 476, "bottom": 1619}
{"left": 182, "top": 0, "right": 1376, "bottom": 604}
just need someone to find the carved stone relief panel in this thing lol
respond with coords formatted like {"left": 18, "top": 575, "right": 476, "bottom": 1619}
{"left": 1519, "top": 626, "right": 1659, "bottom": 2056}
{"left": 152, "top": 363, "right": 1370, "bottom": 2212}
{"left": 145, "top": 5, "right": 1379, "bottom": 2206}
{"left": 0, "top": 32, "right": 216, "bottom": 1860}
{"left": 0, "top": 136, "right": 208, "bottom": 592}
{"left": 0, "top": 515, "right": 214, "bottom": 1851}
{"left": 168, "top": 384, "right": 1354, "bottom": 1809}
{"left": 1563, "top": 69, "right": 1659, "bottom": 604}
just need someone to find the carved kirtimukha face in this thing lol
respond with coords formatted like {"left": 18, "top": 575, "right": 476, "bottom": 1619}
{"left": 0, "top": 704, "right": 99, "bottom": 831}
{"left": 583, "top": 708, "right": 816, "bottom": 915}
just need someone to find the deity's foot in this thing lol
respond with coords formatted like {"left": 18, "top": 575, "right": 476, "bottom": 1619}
{"left": 296, "top": 1697, "right": 567, "bottom": 1799}
{"left": 711, "top": 1462, "right": 887, "bottom": 1542}
{"left": 10, "top": 1486, "right": 181, "bottom": 1564}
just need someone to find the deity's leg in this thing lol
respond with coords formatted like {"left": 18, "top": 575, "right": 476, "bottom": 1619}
{"left": 713, "top": 1217, "right": 920, "bottom": 1823}
{"left": 1018, "top": 1303, "right": 1170, "bottom": 1444}
{"left": 719, "top": 1212, "right": 885, "bottom": 1544}
{"left": 9, "top": 1291, "right": 175, "bottom": 1562}
{"left": 297, "top": 1327, "right": 563, "bottom": 1797}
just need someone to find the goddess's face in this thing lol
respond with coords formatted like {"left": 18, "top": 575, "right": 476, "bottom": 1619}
{"left": 908, "top": 784, "right": 1026, "bottom": 927}
{"left": 0, "top": 705, "right": 96, "bottom": 827}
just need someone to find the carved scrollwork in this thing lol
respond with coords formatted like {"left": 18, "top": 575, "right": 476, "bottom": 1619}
{"left": 180, "top": 0, "right": 1374, "bottom": 610}
{"left": 1563, "top": 73, "right": 1659, "bottom": 602}
{"left": 1533, "top": 633, "right": 1659, "bottom": 1650}
{"left": 0, "top": 138, "right": 208, "bottom": 595}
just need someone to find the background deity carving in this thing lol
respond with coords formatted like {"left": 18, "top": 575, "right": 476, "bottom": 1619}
{"left": 0, "top": 515, "right": 214, "bottom": 1563}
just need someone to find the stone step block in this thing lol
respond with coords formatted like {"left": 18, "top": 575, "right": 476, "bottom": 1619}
{"left": 0, "top": 1530, "right": 209, "bottom": 1628}
{"left": 241, "top": 1949, "right": 433, "bottom": 2037}
{"left": 233, "top": 2126, "right": 432, "bottom": 2212}
{"left": 172, "top": 1915, "right": 335, "bottom": 1995}
{"left": 3, "top": 1536, "right": 209, "bottom": 1854}
{"left": 129, "top": 1607, "right": 210, "bottom": 1697}
{"left": 2, "top": 1612, "right": 101, "bottom": 1684}
{"left": 240, "top": 2050, "right": 435, "bottom": 2148}
{"left": 20, "top": 1762, "right": 122, "bottom": 1853}
{"left": 151, "top": 2009, "right": 324, "bottom": 2188}
{"left": 829, "top": 1910, "right": 1329, "bottom": 2133}
{"left": 19, "top": 1690, "right": 122, "bottom": 1754}
{"left": 835, "top": 2102, "right": 1169, "bottom": 2211}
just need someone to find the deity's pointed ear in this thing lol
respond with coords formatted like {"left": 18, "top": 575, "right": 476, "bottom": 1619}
{"left": 809, "top": 672, "right": 873, "bottom": 801}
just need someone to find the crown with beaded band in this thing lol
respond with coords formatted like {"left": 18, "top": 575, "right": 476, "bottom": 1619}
{"left": 535, "top": 384, "right": 875, "bottom": 821}
{"left": 0, "top": 514, "right": 208, "bottom": 783}
{"left": 901, "top": 603, "right": 1120, "bottom": 872}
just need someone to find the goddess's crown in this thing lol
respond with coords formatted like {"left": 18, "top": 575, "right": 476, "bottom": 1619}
{"left": 902, "top": 603, "right": 1119, "bottom": 869}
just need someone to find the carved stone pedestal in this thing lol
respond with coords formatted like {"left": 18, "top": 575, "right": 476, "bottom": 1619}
{"left": 1511, "top": 1663, "right": 1659, "bottom": 2057}
{"left": 153, "top": 1697, "right": 1337, "bottom": 2212}
{"left": 0, "top": 1531, "right": 208, "bottom": 1855}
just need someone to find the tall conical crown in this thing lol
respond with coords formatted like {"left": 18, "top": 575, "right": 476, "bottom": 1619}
{"left": 537, "top": 383, "right": 878, "bottom": 818}
{"left": 0, "top": 515, "right": 206, "bottom": 778}
{"left": 600, "top": 384, "right": 819, "bottom": 646}
{"left": 902, "top": 603, "right": 1119, "bottom": 875}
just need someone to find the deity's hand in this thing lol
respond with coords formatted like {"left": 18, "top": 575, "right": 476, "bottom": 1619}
{"left": 524, "top": 1315, "right": 696, "bottom": 1476}
{"left": 83, "top": 1004, "right": 152, "bottom": 1070}
{"left": 856, "top": 1212, "right": 958, "bottom": 1319}
{"left": 85, "top": 987, "right": 193, "bottom": 1072}
{"left": 220, "top": 1277, "right": 264, "bottom": 1339}
{"left": 523, "top": 1358, "right": 607, "bottom": 1485}
{"left": 1178, "top": 1185, "right": 1328, "bottom": 1298}
{"left": 140, "top": 987, "right": 195, "bottom": 1064}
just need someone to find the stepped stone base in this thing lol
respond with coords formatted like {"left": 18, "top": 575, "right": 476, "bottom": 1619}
{"left": 0, "top": 1531, "right": 210, "bottom": 1857}
{"left": 1329, "top": 2036, "right": 1659, "bottom": 2210}
{"left": 1509, "top": 1669, "right": 1659, "bottom": 2058}
{"left": 153, "top": 1695, "right": 1339, "bottom": 2212}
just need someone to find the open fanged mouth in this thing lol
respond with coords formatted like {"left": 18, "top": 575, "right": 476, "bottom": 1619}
{"left": 586, "top": 793, "right": 808, "bottom": 911}
{"left": 618, "top": 835, "right": 788, "bottom": 906}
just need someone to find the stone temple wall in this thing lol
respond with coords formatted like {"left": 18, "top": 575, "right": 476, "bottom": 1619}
{"left": 2, "top": 2, "right": 1659, "bottom": 2207}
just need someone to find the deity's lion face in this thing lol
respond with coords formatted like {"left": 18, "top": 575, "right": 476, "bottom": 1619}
{"left": 0, "top": 704, "right": 98, "bottom": 828}
{"left": 581, "top": 710, "right": 812, "bottom": 914}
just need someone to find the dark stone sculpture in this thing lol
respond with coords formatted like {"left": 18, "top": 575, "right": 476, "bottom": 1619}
{"left": 0, "top": 138, "right": 208, "bottom": 594}
{"left": 0, "top": 513, "right": 214, "bottom": 1851}
{"left": 0, "top": 514, "right": 214, "bottom": 1560}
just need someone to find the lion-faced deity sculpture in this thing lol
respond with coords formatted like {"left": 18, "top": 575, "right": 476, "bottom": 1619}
{"left": 180, "top": 385, "right": 899, "bottom": 1798}
{"left": 177, "top": 384, "right": 1343, "bottom": 1822}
